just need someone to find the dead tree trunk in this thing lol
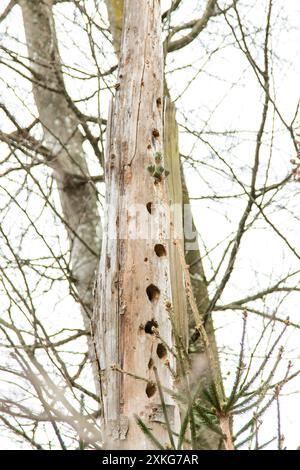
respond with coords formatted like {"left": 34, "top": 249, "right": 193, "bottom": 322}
{"left": 20, "top": 0, "right": 101, "bottom": 391}
{"left": 94, "top": 0, "right": 180, "bottom": 449}
{"left": 105, "top": 0, "right": 225, "bottom": 449}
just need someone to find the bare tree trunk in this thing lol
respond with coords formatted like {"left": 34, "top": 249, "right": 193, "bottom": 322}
{"left": 105, "top": 0, "right": 225, "bottom": 449}
{"left": 94, "top": 0, "right": 180, "bottom": 449}
{"left": 20, "top": 0, "right": 101, "bottom": 390}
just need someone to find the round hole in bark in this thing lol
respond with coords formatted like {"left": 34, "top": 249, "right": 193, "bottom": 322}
{"left": 154, "top": 244, "right": 166, "bottom": 257}
{"left": 156, "top": 343, "right": 167, "bottom": 359}
{"left": 148, "top": 358, "right": 154, "bottom": 369}
{"left": 146, "top": 284, "right": 160, "bottom": 302}
{"left": 146, "top": 202, "right": 152, "bottom": 214}
{"left": 152, "top": 128, "right": 160, "bottom": 139}
{"left": 144, "top": 257, "right": 148, "bottom": 262}
{"left": 146, "top": 381, "right": 157, "bottom": 398}
{"left": 156, "top": 97, "right": 162, "bottom": 108}
{"left": 144, "top": 319, "right": 158, "bottom": 335}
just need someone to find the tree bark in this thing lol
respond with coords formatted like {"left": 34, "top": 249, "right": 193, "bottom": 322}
{"left": 105, "top": 0, "right": 124, "bottom": 55}
{"left": 20, "top": 0, "right": 102, "bottom": 391}
{"left": 93, "top": 0, "right": 180, "bottom": 449}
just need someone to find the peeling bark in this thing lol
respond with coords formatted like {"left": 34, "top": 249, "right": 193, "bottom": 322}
{"left": 164, "top": 99, "right": 188, "bottom": 349}
{"left": 94, "top": 0, "right": 180, "bottom": 449}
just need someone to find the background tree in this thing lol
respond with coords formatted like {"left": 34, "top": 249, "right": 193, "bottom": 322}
{"left": 19, "top": 0, "right": 102, "bottom": 396}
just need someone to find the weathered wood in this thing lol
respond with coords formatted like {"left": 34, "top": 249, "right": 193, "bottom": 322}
{"left": 105, "top": 0, "right": 124, "bottom": 54}
{"left": 94, "top": 0, "right": 179, "bottom": 449}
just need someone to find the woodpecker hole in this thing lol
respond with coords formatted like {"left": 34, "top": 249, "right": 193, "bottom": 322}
{"left": 156, "top": 343, "right": 167, "bottom": 359}
{"left": 146, "top": 284, "right": 160, "bottom": 303}
{"left": 146, "top": 381, "right": 157, "bottom": 398}
{"left": 156, "top": 97, "right": 162, "bottom": 108}
{"left": 146, "top": 202, "right": 152, "bottom": 214}
{"left": 154, "top": 244, "right": 166, "bottom": 257}
{"left": 145, "top": 319, "right": 158, "bottom": 335}
{"left": 152, "top": 128, "right": 160, "bottom": 139}
{"left": 144, "top": 257, "right": 148, "bottom": 262}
